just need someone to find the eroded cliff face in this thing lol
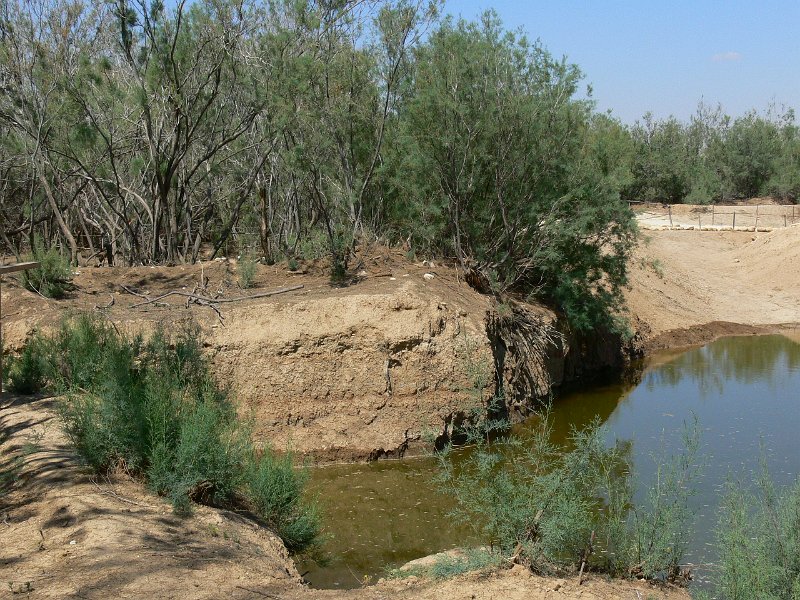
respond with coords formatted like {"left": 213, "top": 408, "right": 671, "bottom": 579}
{"left": 209, "top": 279, "right": 631, "bottom": 461}
{"left": 1, "top": 259, "right": 631, "bottom": 462}
{"left": 209, "top": 279, "right": 496, "bottom": 461}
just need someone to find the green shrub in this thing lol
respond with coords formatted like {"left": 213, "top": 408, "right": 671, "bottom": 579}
{"left": 22, "top": 314, "right": 320, "bottom": 553}
{"left": 626, "top": 418, "right": 702, "bottom": 579}
{"left": 287, "top": 257, "right": 299, "bottom": 272}
{"left": 22, "top": 242, "right": 72, "bottom": 299}
{"left": 390, "top": 548, "right": 502, "bottom": 580}
{"left": 237, "top": 257, "right": 258, "bottom": 289}
{"left": 436, "top": 412, "right": 629, "bottom": 573}
{"left": 713, "top": 466, "right": 800, "bottom": 600}
{"left": 6, "top": 336, "right": 48, "bottom": 394}
{"left": 297, "top": 229, "right": 329, "bottom": 261}
{"left": 435, "top": 408, "right": 701, "bottom": 580}
{"left": 247, "top": 451, "right": 321, "bottom": 553}
{"left": 428, "top": 549, "right": 502, "bottom": 579}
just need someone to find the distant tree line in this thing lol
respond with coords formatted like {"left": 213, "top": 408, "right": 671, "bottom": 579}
{"left": 1, "top": 0, "right": 794, "bottom": 328}
{"left": 622, "top": 104, "right": 800, "bottom": 205}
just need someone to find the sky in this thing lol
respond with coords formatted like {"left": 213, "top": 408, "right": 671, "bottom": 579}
{"left": 441, "top": 0, "right": 800, "bottom": 123}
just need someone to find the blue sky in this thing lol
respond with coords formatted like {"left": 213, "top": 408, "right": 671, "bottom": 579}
{"left": 441, "top": 1, "right": 800, "bottom": 123}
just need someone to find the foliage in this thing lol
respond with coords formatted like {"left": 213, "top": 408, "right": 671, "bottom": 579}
{"left": 237, "top": 257, "right": 258, "bottom": 289}
{"left": 627, "top": 416, "right": 703, "bottom": 579}
{"left": 622, "top": 104, "right": 799, "bottom": 204}
{"left": 712, "top": 464, "right": 800, "bottom": 600}
{"left": 385, "top": 12, "right": 637, "bottom": 330}
{"left": 21, "top": 243, "right": 72, "bottom": 299}
{"left": 6, "top": 335, "right": 48, "bottom": 394}
{"left": 246, "top": 451, "right": 321, "bottom": 553}
{"left": 435, "top": 408, "right": 701, "bottom": 580}
{"left": 0, "top": 1, "right": 636, "bottom": 332}
{"left": 4, "top": 0, "right": 797, "bottom": 330}
{"left": 16, "top": 314, "right": 320, "bottom": 553}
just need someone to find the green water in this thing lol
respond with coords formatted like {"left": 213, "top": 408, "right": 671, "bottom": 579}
{"left": 299, "top": 334, "right": 800, "bottom": 588}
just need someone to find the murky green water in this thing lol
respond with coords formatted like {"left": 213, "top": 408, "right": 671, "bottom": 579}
{"left": 300, "top": 334, "right": 800, "bottom": 588}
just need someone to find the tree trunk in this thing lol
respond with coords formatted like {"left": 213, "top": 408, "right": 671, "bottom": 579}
{"left": 36, "top": 169, "right": 79, "bottom": 265}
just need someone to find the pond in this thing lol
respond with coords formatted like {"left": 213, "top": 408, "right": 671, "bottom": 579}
{"left": 299, "top": 334, "right": 800, "bottom": 588}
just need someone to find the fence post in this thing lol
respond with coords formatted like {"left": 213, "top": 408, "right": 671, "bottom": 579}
{"left": 755, "top": 204, "right": 759, "bottom": 229}
{"left": 712, "top": 205, "right": 715, "bottom": 226}
{"left": 732, "top": 211, "right": 736, "bottom": 230}
{"left": 668, "top": 205, "right": 673, "bottom": 227}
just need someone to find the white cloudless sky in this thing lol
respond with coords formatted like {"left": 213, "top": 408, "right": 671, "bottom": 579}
{"left": 442, "top": 0, "right": 800, "bottom": 123}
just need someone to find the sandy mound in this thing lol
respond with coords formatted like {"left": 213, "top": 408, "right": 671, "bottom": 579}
{"left": 733, "top": 223, "right": 800, "bottom": 296}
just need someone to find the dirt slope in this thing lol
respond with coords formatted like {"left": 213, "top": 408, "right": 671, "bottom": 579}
{"left": 0, "top": 394, "right": 302, "bottom": 599}
{"left": 0, "top": 393, "right": 689, "bottom": 600}
{"left": 211, "top": 276, "right": 493, "bottom": 461}
{"left": 626, "top": 226, "right": 800, "bottom": 350}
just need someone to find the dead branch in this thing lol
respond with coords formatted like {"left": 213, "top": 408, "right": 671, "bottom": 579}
{"left": 578, "top": 530, "right": 595, "bottom": 585}
{"left": 94, "top": 294, "right": 115, "bottom": 310}
{"left": 120, "top": 285, "right": 150, "bottom": 299}
{"left": 130, "top": 284, "right": 303, "bottom": 308}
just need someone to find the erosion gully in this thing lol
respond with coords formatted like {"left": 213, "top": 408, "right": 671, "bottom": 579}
{"left": 298, "top": 335, "right": 800, "bottom": 589}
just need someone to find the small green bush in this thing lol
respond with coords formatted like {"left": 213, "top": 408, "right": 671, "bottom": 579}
{"left": 247, "top": 451, "right": 321, "bottom": 553}
{"left": 390, "top": 548, "right": 502, "bottom": 580}
{"left": 237, "top": 257, "right": 258, "bottom": 289}
{"left": 6, "top": 336, "right": 48, "bottom": 394}
{"left": 626, "top": 418, "right": 702, "bottom": 579}
{"left": 428, "top": 549, "right": 501, "bottom": 579}
{"left": 22, "top": 314, "right": 320, "bottom": 553}
{"left": 436, "top": 413, "right": 628, "bottom": 573}
{"left": 22, "top": 242, "right": 72, "bottom": 299}
{"left": 435, "top": 407, "right": 701, "bottom": 580}
{"left": 287, "top": 257, "right": 299, "bottom": 272}
{"left": 297, "top": 229, "right": 329, "bottom": 261}
{"left": 713, "top": 465, "right": 800, "bottom": 600}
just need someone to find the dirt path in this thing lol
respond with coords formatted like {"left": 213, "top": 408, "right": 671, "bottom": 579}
{"left": 0, "top": 393, "right": 688, "bottom": 600}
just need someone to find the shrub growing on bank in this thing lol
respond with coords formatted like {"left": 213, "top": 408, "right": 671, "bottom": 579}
{"left": 6, "top": 335, "right": 48, "bottom": 394}
{"left": 435, "top": 408, "right": 701, "bottom": 580}
{"left": 712, "top": 467, "right": 800, "bottom": 600}
{"left": 12, "top": 314, "right": 320, "bottom": 553}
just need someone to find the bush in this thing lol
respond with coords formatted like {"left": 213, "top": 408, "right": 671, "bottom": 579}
{"left": 626, "top": 418, "right": 702, "bottom": 579}
{"left": 247, "top": 451, "right": 321, "bottom": 553}
{"left": 435, "top": 407, "right": 701, "bottom": 580}
{"left": 237, "top": 257, "right": 258, "bottom": 289}
{"left": 22, "top": 242, "right": 72, "bottom": 299}
{"left": 713, "top": 466, "right": 800, "bottom": 600}
{"left": 390, "top": 548, "right": 502, "bottom": 580}
{"left": 6, "top": 335, "right": 48, "bottom": 394}
{"left": 20, "top": 314, "right": 320, "bottom": 553}
{"left": 436, "top": 412, "right": 628, "bottom": 573}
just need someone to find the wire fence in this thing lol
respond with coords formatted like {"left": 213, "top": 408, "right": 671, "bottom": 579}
{"left": 633, "top": 203, "right": 800, "bottom": 231}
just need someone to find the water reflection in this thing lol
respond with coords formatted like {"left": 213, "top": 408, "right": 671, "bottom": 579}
{"left": 301, "top": 334, "right": 800, "bottom": 589}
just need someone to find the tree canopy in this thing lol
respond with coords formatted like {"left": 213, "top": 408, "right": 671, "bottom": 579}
{"left": 3, "top": 1, "right": 792, "bottom": 329}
